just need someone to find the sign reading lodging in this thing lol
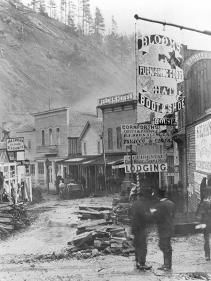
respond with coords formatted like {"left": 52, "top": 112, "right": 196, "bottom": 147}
{"left": 125, "top": 163, "right": 168, "bottom": 173}
{"left": 6, "top": 137, "right": 25, "bottom": 152}
{"left": 98, "top": 92, "right": 135, "bottom": 106}
{"left": 195, "top": 119, "right": 211, "bottom": 173}
{"left": 137, "top": 33, "right": 184, "bottom": 116}
{"left": 124, "top": 154, "right": 167, "bottom": 164}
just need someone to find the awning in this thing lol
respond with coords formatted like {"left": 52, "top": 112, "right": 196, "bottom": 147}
{"left": 66, "top": 157, "right": 85, "bottom": 163}
{"left": 112, "top": 164, "right": 125, "bottom": 169}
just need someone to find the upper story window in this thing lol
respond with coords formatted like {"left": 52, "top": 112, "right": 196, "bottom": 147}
{"left": 116, "top": 127, "right": 122, "bottom": 149}
{"left": 68, "top": 138, "right": 80, "bottom": 155}
{"left": 41, "top": 130, "right": 45, "bottom": 146}
{"left": 83, "top": 142, "right": 87, "bottom": 155}
{"left": 97, "top": 141, "right": 101, "bottom": 154}
{"left": 108, "top": 128, "right": 113, "bottom": 150}
{"left": 38, "top": 162, "right": 44, "bottom": 174}
{"left": 56, "top": 128, "right": 60, "bottom": 145}
{"left": 28, "top": 140, "right": 31, "bottom": 150}
{"left": 49, "top": 128, "right": 53, "bottom": 145}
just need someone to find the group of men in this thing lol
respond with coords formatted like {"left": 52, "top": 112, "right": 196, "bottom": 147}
{"left": 130, "top": 185, "right": 175, "bottom": 271}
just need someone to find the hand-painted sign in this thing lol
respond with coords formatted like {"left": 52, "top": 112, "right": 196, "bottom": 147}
{"left": 125, "top": 163, "right": 167, "bottom": 173}
{"left": 137, "top": 34, "right": 184, "bottom": 116}
{"left": 124, "top": 154, "right": 167, "bottom": 164}
{"left": 6, "top": 137, "right": 25, "bottom": 152}
{"left": 121, "top": 123, "right": 173, "bottom": 145}
{"left": 98, "top": 92, "right": 135, "bottom": 106}
{"left": 195, "top": 119, "right": 211, "bottom": 173}
{"left": 121, "top": 123, "right": 161, "bottom": 145}
{"left": 139, "top": 92, "right": 185, "bottom": 114}
{"left": 153, "top": 117, "right": 175, "bottom": 126}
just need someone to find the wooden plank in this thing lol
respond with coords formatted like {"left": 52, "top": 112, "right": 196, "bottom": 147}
{"left": 68, "top": 231, "right": 96, "bottom": 246}
{"left": 78, "top": 219, "right": 108, "bottom": 230}
{"left": 0, "top": 223, "right": 14, "bottom": 230}
{"left": 0, "top": 212, "right": 13, "bottom": 218}
{"left": 0, "top": 217, "right": 13, "bottom": 223}
{"left": 79, "top": 205, "right": 112, "bottom": 211}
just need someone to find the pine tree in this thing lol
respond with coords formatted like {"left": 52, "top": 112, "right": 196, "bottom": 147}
{"left": 94, "top": 7, "right": 105, "bottom": 36}
{"left": 111, "top": 15, "right": 117, "bottom": 35}
{"left": 30, "top": 0, "right": 39, "bottom": 11}
{"left": 48, "top": 0, "right": 57, "bottom": 18}
{"left": 67, "top": 0, "right": 76, "bottom": 30}
{"left": 39, "top": 0, "right": 47, "bottom": 15}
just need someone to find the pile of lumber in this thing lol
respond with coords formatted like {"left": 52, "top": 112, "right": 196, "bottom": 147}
{"left": 67, "top": 204, "right": 134, "bottom": 258}
{"left": 112, "top": 202, "right": 132, "bottom": 225}
{"left": 76, "top": 204, "right": 113, "bottom": 220}
{"left": 0, "top": 202, "right": 30, "bottom": 238}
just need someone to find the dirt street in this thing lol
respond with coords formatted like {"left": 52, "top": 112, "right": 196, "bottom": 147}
{"left": 0, "top": 195, "right": 211, "bottom": 281}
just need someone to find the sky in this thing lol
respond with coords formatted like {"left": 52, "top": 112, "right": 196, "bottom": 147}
{"left": 21, "top": 0, "right": 211, "bottom": 51}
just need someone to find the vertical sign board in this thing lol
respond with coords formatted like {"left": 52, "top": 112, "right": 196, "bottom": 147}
{"left": 195, "top": 119, "right": 211, "bottom": 174}
{"left": 6, "top": 137, "right": 25, "bottom": 162}
{"left": 137, "top": 34, "right": 184, "bottom": 118}
{"left": 6, "top": 137, "right": 25, "bottom": 152}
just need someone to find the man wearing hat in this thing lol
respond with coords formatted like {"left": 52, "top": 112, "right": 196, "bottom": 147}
{"left": 130, "top": 187, "right": 153, "bottom": 270}
{"left": 154, "top": 189, "right": 175, "bottom": 271}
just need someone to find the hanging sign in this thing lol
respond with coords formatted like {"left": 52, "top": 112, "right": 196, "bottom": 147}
{"left": 125, "top": 163, "right": 168, "bottom": 173}
{"left": 153, "top": 117, "right": 175, "bottom": 126}
{"left": 195, "top": 119, "right": 211, "bottom": 173}
{"left": 121, "top": 123, "right": 173, "bottom": 146}
{"left": 124, "top": 154, "right": 167, "bottom": 164}
{"left": 121, "top": 123, "right": 161, "bottom": 145}
{"left": 6, "top": 137, "right": 25, "bottom": 152}
{"left": 137, "top": 34, "right": 184, "bottom": 116}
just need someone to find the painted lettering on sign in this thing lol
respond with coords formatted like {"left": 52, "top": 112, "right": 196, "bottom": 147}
{"left": 138, "top": 92, "right": 185, "bottom": 114}
{"left": 124, "top": 154, "right": 167, "bottom": 164}
{"left": 195, "top": 119, "right": 211, "bottom": 173}
{"left": 6, "top": 138, "right": 25, "bottom": 152}
{"left": 139, "top": 65, "right": 184, "bottom": 81}
{"left": 138, "top": 34, "right": 181, "bottom": 53}
{"left": 125, "top": 163, "right": 168, "bottom": 173}
{"left": 98, "top": 92, "right": 135, "bottom": 106}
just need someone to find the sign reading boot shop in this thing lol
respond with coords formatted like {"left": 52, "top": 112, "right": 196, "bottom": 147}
{"left": 137, "top": 34, "right": 184, "bottom": 118}
{"left": 195, "top": 119, "right": 211, "bottom": 173}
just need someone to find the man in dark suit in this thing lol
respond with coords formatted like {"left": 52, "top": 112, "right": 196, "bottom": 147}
{"left": 154, "top": 189, "right": 175, "bottom": 271}
{"left": 130, "top": 188, "right": 154, "bottom": 270}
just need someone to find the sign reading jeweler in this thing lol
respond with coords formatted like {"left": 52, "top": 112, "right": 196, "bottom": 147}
{"left": 6, "top": 137, "right": 25, "bottom": 152}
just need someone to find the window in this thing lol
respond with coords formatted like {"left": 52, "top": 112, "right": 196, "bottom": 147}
{"left": 49, "top": 128, "right": 53, "bottom": 145}
{"left": 56, "top": 128, "right": 60, "bottom": 145}
{"left": 28, "top": 140, "right": 31, "bottom": 150}
{"left": 97, "top": 141, "right": 101, "bottom": 154}
{"left": 41, "top": 130, "right": 45, "bottom": 146}
{"left": 38, "top": 162, "right": 44, "bottom": 174}
{"left": 108, "top": 128, "right": 113, "bottom": 150}
{"left": 116, "top": 127, "right": 122, "bottom": 149}
{"left": 84, "top": 142, "right": 87, "bottom": 155}
{"left": 68, "top": 138, "right": 80, "bottom": 155}
{"left": 30, "top": 164, "right": 35, "bottom": 175}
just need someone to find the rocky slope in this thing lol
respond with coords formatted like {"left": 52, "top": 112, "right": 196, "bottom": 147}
{"left": 0, "top": 0, "right": 134, "bottom": 128}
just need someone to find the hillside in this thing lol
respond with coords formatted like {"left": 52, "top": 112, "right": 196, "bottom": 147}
{"left": 0, "top": 0, "right": 135, "bottom": 128}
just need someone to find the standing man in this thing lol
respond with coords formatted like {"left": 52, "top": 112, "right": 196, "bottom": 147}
{"left": 130, "top": 188, "right": 153, "bottom": 270}
{"left": 154, "top": 189, "right": 175, "bottom": 271}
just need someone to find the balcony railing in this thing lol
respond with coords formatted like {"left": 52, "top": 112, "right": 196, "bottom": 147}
{"left": 36, "top": 145, "right": 58, "bottom": 155}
